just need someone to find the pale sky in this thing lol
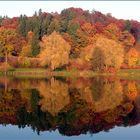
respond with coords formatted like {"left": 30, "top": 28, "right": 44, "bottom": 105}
{"left": 0, "top": 1, "right": 140, "bottom": 21}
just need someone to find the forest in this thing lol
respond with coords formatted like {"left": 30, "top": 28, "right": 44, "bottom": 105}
{"left": 0, "top": 7, "right": 140, "bottom": 72}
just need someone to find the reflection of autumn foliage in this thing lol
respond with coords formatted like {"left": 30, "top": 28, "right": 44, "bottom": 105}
{"left": 38, "top": 78, "right": 70, "bottom": 116}
{"left": 57, "top": 91, "right": 134, "bottom": 136}
{"left": 92, "top": 79, "right": 123, "bottom": 112}
{"left": 125, "top": 81, "right": 138, "bottom": 101}
{"left": 68, "top": 77, "right": 127, "bottom": 112}
{"left": 0, "top": 89, "right": 26, "bottom": 124}
{"left": 0, "top": 77, "right": 140, "bottom": 136}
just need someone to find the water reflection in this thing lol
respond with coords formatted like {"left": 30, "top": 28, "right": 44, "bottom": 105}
{"left": 0, "top": 76, "right": 140, "bottom": 136}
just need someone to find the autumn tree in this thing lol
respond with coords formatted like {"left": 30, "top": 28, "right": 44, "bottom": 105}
{"left": 92, "top": 35, "right": 124, "bottom": 71}
{"left": 39, "top": 31, "right": 71, "bottom": 70}
{"left": 0, "top": 27, "right": 17, "bottom": 67}
{"left": 20, "top": 31, "right": 32, "bottom": 57}
{"left": 20, "top": 44, "right": 32, "bottom": 57}
{"left": 76, "top": 23, "right": 96, "bottom": 49}
{"left": 127, "top": 48, "right": 139, "bottom": 67}
{"left": 103, "top": 23, "right": 121, "bottom": 40}
{"left": 119, "top": 31, "right": 135, "bottom": 52}
{"left": 92, "top": 47, "right": 105, "bottom": 71}
{"left": 47, "top": 19, "right": 61, "bottom": 34}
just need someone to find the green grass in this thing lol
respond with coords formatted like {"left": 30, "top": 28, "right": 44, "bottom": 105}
{"left": 0, "top": 68, "right": 50, "bottom": 78}
{"left": 1, "top": 68, "right": 140, "bottom": 79}
{"left": 117, "top": 69, "right": 140, "bottom": 80}
{"left": 13, "top": 68, "right": 46, "bottom": 72}
{"left": 117, "top": 69, "right": 140, "bottom": 76}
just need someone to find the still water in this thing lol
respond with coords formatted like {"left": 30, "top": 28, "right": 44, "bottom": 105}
{"left": 0, "top": 76, "right": 140, "bottom": 140}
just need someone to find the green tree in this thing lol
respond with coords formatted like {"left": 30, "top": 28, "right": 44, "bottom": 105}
{"left": 18, "top": 15, "right": 28, "bottom": 37}
{"left": 31, "top": 33, "right": 40, "bottom": 56}
{"left": 124, "top": 20, "right": 132, "bottom": 32}
{"left": 47, "top": 19, "right": 61, "bottom": 34}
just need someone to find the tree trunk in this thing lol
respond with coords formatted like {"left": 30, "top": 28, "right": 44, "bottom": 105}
{"left": 5, "top": 51, "right": 8, "bottom": 75}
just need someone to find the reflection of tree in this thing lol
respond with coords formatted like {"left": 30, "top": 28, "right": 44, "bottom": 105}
{"left": 91, "top": 77, "right": 104, "bottom": 101}
{"left": 68, "top": 78, "right": 94, "bottom": 104}
{"left": 125, "top": 81, "right": 138, "bottom": 101}
{"left": 58, "top": 88, "right": 93, "bottom": 136}
{"left": 38, "top": 78, "right": 70, "bottom": 116}
{"left": 17, "top": 89, "right": 57, "bottom": 134}
{"left": 57, "top": 87, "right": 134, "bottom": 136}
{"left": 0, "top": 77, "right": 140, "bottom": 136}
{"left": 91, "top": 78, "right": 123, "bottom": 112}
{"left": 68, "top": 77, "right": 124, "bottom": 112}
{"left": 0, "top": 89, "right": 23, "bottom": 124}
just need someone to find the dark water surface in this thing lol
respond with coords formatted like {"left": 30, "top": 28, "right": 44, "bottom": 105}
{"left": 0, "top": 76, "right": 140, "bottom": 140}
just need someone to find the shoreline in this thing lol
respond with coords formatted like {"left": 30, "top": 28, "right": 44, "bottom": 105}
{"left": 0, "top": 68, "right": 140, "bottom": 79}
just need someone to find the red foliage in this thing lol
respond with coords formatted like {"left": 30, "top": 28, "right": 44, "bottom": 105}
{"left": 1, "top": 17, "right": 18, "bottom": 29}
{"left": 94, "top": 22, "right": 105, "bottom": 33}
{"left": 67, "top": 59, "right": 92, "bottom": 70}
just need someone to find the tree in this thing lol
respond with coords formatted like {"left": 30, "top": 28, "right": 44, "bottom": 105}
{"left": 47, "top": 19, "right": 60, "bottom": 34}
{"left": 119, "top": 31, "right": 135, "bottom": 52}
{"left": 103, "top": 23, "right": 121, "bottom": 40}
{"left": 31, "top": 33, "right": 40, "bottom": 57}
{"left": 39, "top": 31, "right": 71, "bottom": 70}
{"left": 127, "top": 48, "right": 139, "bottom": 67}
{"left": 92, "top": 47, "right": 105, "bottom": 71}
{"left": 76, "top": 23, "right": 96, "bottom": 49}
{"left": 124, "top": 20, "right": 131, "bottom": 32}
{"left": 92, "top": 35, "right": 124, "bottom": 71}
{"left": 42, "top": 14, "right": 53, "bottom": 35}
{"left": 0, "top": 27, "right": 17, "bottom": 68}
{"left": 20, "top": 44, "right": 32, "bottom": 57}
{"left": 18, "top": 15, "right": 28, "bottom": 37}
{"left": 81, "top": 22, "right": 96, "bottom": 37}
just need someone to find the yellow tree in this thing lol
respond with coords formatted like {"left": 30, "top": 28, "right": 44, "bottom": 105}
{"left": 0, "top": 27, "right": 17, "bottom": 71}
{"left": 92, "top": 35, "right": 124, "bottom": 71}
{"left": 127, "top": 48, "right": 139, "bottom": 67}
{"left": 103, "top": 23, "right": 121, "bottom": 41}
{"left": 20, "top": 31, "right": 33, "bottom": 57}
{"left": 39, "top": 31, "right": 71, "bottom": 70}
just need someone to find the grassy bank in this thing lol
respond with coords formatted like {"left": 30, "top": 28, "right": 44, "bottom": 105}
{"left": 0, "top": 68, "right": 140, "bottom": 78}
{"left": 117, "top": 69, "right": 140, "bottom": 80}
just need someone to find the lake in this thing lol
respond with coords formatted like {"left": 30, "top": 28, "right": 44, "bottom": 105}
{"left": 0, "top": 76, "right": 140, "bottom": 140}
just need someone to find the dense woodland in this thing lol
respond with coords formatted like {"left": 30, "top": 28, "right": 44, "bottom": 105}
{"left": 0, "top": 8, "right": 140, "bottom": 72}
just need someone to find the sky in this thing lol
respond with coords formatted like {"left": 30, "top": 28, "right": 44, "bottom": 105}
{"left": 0, "top": 1, "right": 140, "bottom": 21}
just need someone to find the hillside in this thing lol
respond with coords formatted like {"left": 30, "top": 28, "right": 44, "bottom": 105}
{"left": 0, "top": 7, "right": 140, "bottom": 72}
